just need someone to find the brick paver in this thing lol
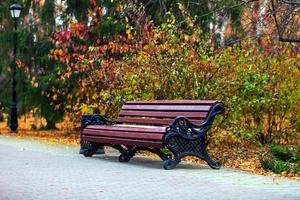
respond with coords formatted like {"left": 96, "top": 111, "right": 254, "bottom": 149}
{"left": 0, "top": 135, "right": 299, "bottom": 200}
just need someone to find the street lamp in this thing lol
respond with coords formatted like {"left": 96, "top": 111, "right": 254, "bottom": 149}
{"left": 9, "top": 1, "right": 22, "bottom": 132}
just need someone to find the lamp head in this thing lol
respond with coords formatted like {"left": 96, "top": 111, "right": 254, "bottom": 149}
{"left": 9, "top": 2, "right": 22, "bottom": 20}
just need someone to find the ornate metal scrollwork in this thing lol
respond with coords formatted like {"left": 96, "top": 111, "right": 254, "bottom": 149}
{"left": 80, "top": 140, "right": 102, "bottom": 157}
{"left": 80, "top": 114, "right": 110, "bottom": 156}
{"left": 81, "top": 114, "right": 110, "bottom": 130}
{"left": 167, "top": 117, "right": 202, "bottom": 140}
{"left": 163, "top": 102, "right": 224, "bottom": 169}
{"left": 119, "top": 150, "right": 135, "bottom": 162}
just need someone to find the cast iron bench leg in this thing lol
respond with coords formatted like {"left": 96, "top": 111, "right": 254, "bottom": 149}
{"left": 80, "top": 141, "right": 104, "bottom": 157}
{"left": 163, "top": 133, "right": 220, "bottom": 170}
{"left": 163, "top": 103, "right": 224, "bottom": 170}
{"left": 119, "top": 146, "right": 171, "bottom": 163}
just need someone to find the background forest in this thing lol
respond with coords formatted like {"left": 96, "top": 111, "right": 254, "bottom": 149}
{"left": 0, "top": 0, "right": 299, "bottom": 173}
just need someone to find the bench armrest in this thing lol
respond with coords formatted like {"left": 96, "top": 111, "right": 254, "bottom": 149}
{"left": 81, "top": 114, "right": 115, "bottom": 131}
{"left": 195, "top": 102, "right": 225, "bottom": 129}
{"left": 165, "top": 102, "right": 224, "bottom": 140}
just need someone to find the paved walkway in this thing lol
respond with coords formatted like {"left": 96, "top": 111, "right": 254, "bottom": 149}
{"left": 0, "top": 135, "right": 299, "bottom": 200}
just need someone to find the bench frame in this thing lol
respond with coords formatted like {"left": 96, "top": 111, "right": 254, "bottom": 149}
{"left": 80, "top": 102, "right": 224, "bottom": 170}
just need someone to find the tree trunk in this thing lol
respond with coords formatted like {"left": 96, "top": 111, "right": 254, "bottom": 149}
{"left": 46, "top": 119, "right": 56, "bottom": 130}
{"left": 257, "top": 0, "right": 269, "bottom": 36}
{"left": 0, "top": 112, "right": 4, "bottom": 122}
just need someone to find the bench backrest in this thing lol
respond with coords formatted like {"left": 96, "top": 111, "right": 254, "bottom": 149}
{"left": 116, "top": 100, "right": 218, "bottom": 126}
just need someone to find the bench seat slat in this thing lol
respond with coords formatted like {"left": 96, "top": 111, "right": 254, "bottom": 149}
{"left": 126, "top": 100, "right": 217, "bottom": 105}
{"left": 122, "top": 105, "right": 211, "bottom": 111}
{"left": 82, "top": 135, "right": 163, "bottom": 148}
{"left": 85, "top": 125, "right": 165, "bottom": 133}
{"left": 83, "top": 129, "right": 163, "bottom": 140}
{"left": 116, "top": 117, "right": 203, "bottom": 125}
{"left": 119, "top": 110, "right": 208, "bottom": 118}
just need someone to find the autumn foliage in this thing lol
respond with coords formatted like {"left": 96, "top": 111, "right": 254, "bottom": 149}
{"left": 44, "top": 2, "right": 300, "bottom": 146}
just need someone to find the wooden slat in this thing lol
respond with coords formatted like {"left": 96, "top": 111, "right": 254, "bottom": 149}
{"left": 85, "top": 125, "right": 165, "bottom": 133}
{"left": 122, "top": 105, "right": 211, "bottom": 111}
{"left": 116, "top": 117, "right": 171, "bottom": 125}
{"left": 126, "top": 100, "right": 217, "bottom": 105}
{"left": 82, "top": 135, "right": 163, "bottom": 148}
{"left": 116, "top": 117, "right": 203, "bottom": 125}
{"left": 119, "top": 110, "right": 208, "bottom": 118}
{"left": 83, "top": 129, "right": 163, "bottom": 140}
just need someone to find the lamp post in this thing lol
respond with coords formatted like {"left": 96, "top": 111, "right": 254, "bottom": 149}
{"left": 9, "top": 1, "right": 22, "bottom": 132}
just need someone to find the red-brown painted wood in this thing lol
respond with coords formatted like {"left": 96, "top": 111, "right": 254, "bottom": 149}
{"left": 82, "top": 100, "right": 218, "bottom": 148}
{"left": 126, "top": 100, "right": 217, "bottom": 105}
{"left": 122, "top": 105, "right": 212, "bottom": 111}
{"left": 119, "top": 110, "right": 208, "bottom": 118}
{"left": 116, "top": 117, "right": 203, "bottom": 125}
{"left": 86, "top": 125, "right": 165, "bottom": 133}
{"left": 82, "top": 135, "right": 163, "bottom": 148}
{"left": 83, "top": 129, "right": 164, "bottom": 140}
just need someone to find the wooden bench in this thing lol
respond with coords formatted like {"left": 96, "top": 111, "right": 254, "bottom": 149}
{"left": 80, "top": 100, "right": 224, "bottom": 169}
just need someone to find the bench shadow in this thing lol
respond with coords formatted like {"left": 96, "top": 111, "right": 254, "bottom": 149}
{"left": 90, "top": 153, "right": 211, "bottom": 170}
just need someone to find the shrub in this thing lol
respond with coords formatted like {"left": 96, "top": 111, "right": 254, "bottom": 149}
{"left": 48, "top": 12, "right": 300, "bottom": 144}
{"left": 294, "top": 163, "right": 300, "bottom": 174}
{"left": 296, "top": 148, "right": 300, "bottom": 162}
{"left": 271, "top": 160, "right": 291, "bottom": 174}
{"left": 260, "top": 154, "right": 291, "bottom": 174}
{"left": 260, "top": 151, "right": 275, "bottom": 171}
{"left": 120, "top": 27, "right": 300, "bottom": 145}
{"left": 269, "top": 144, "right": 294, "bottom": 162}
{"left": 260, "top": 145, "right": 300, "bottom": 174}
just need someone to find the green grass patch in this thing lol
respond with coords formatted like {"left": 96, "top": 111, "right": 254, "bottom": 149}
{"left": 260, "top": 144, "right": 300, "bottom": 174}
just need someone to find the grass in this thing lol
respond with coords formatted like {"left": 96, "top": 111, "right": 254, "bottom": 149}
{"left": 260, "top": 144, "right": 300, "bottom": 175}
